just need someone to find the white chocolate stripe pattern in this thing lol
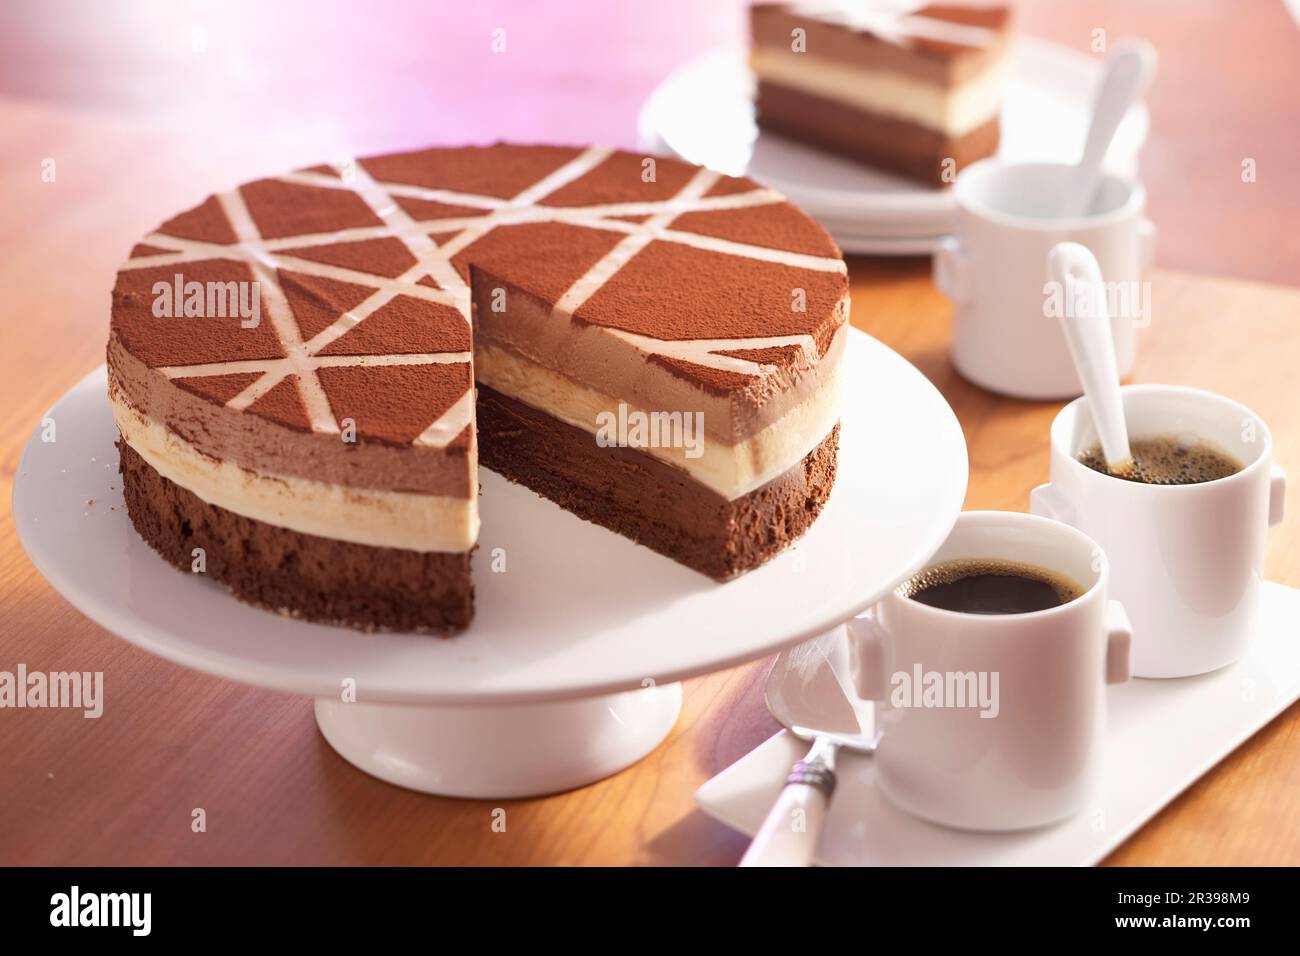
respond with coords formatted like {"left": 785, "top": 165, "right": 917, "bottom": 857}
{"left": 120, "top": 147, "right": 846, "bottom": 445}
{"left": 214, "top": 188, "right": 340, "bottom": 430}
{"left": 123, "top": 187, "right": 808, "bottom": 262}
{"left": 128, "top": 191, "right": 839, "bottom": 274}
{"left": 792, "top": 1, "right": 998, "bottom": 48}
{"left": 123, "top": 234, "right": 456, "bottom": 307}
{"left": 553, "top": 167, "right": 719, "bottom": 317}
{"left": 337, "top": 161, "right": 470, "bottom": 299}
{"left": 220, "top": 153, "right": 485, "bottom": 435}
{"left": 156, "top": 352, "right": 473, "bottom": 379}
{"left": 610, "top": 330, "right": 818, "bottom": 376}
{"left": 279, "top": 172, "right": 509, "bottom": 211}
{"left": 416, "top": 387, "right": 475, "bottom": 447}
{"left": 427, "top": 146, "right": 615, "bottom": 261}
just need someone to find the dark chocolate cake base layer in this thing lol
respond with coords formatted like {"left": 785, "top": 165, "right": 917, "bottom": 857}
{"left": 755, "top": 80, "right": 1000, "bottom": 186}
{"left": 118, "top": 441, "right": 473, "bottom": 633}
{"left": 476, "top": 385, "right": 839, "bottom": 581}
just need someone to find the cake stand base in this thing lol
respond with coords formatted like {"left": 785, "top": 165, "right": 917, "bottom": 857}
{"left": 313, "top": 682, "right": 683, "bottom": 798}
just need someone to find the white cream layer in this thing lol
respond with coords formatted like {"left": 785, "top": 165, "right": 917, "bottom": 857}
{"left": 474, "top": 342, "right": 842, "bottom": 500}
{"left": 112, "top": 397, "right": 479, "bottom": 553}
{"left": 751, "top": 48, "right": 1007, "bottom": 136}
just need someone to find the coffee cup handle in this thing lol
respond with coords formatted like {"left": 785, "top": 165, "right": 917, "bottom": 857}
{"left": 933, "top": 236, "right": 971, "bottom": 305}
{"left": 1105, "top": 601, "right": 1133, "bottom": 684}
{"left": 845, "top": 609, "right": 887, "bottom": 701}
{"left": 1030, "top": 482, "right": 1077, "bottom": 526}
{"left": 1270, "top": 463, "right": 1287, "bottom": 527}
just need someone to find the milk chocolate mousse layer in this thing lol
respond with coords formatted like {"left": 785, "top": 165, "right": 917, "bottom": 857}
{"left": 109, "top": 144, "right": 849, "bottom": 632}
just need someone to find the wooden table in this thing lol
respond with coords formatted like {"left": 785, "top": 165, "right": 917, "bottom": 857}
{"left": 4, "top": 243, "right": 1298, "bottom": 864}
{"left": 3, "top": 1, "right": 1300, "bottom": 865}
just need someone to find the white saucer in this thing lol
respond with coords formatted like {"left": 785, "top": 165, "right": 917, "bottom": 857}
{"left": 638, "top": 38, "right": 1149, "bottom": 253}
{"left": 697, "top": 581, "right": 1300, "bottom": 865}
{"left": 837, "top": 235, "right": 940, "bottom": 256}
{"left": 14, "top": 328, "right": 968, "bottom": 796}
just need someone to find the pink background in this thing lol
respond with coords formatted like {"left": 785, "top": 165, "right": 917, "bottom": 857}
{"left": 3, "top": 0, "right": 1300, "bottom": 282}
{"left": 0, "top": 1, "right": 739, "bottom": 152}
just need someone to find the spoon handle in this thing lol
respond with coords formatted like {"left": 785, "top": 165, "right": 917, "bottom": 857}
{"left": 1048, "top": 242, "right": 1131, "bottom": 469}
{"left": 1059, "top": 39, "right": 1157, "bottom": 220}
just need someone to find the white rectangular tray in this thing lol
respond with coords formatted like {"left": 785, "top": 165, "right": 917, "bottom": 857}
{"left": 695, "top": 581, "right": 1300, "bottom": 865}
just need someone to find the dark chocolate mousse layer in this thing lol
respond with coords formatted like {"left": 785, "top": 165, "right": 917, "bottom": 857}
{"left": 476, "top": 385, "right": 839, "bottom": 580}
{"left": 119, "top": 442, "right": 474, "bottom": 633}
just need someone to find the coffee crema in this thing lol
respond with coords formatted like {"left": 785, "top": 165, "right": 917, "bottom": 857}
{"left": 1077, "top": 435, "right": 1242, "bottom": 486}
{"left": 903, "top": 558, "right": 1084, "bottom": 615}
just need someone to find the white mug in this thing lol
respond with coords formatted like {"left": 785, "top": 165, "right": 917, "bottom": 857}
{"left": 1032, "top": 385, "right": 1287, "bottom": 678}
{"left": 845, "top": 511, "right": 1132, "bottom": 831}
{"left": 934, "top": 160, "right": 1157, "bottom": 400}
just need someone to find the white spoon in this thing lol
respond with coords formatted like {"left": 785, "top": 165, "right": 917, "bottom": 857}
{"left": 1048, "top": 242, "right": 1131, "bottom": 473}
{"left": 1057, "top": 38, "right": 1157, "bottom": 220}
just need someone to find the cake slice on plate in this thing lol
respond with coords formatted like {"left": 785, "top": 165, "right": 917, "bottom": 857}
{"left": 750, "top": 2, "right": 1012, "bottom": 185}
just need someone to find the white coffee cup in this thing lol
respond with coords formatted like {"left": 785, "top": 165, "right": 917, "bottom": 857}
{"left": 844, "top": 511, "right": 1132, "bottom": 831}
{"left": 934, "top": 160, "right": 1157, "bottom": 400}
{"left": 1032, "top": 385, "right": 1287, "bottom": 679}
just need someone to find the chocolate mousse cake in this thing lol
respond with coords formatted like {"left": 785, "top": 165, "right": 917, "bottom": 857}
{"left": 108, "top": 144, "right": 849, "bottom": 633}
{"left": 750, "top": 2, "right": 1012, "bottom": 185}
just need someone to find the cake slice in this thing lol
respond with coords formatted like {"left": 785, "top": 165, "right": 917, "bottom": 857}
{"left": 750, "top": 2, "right": 1012, "bottom": 185}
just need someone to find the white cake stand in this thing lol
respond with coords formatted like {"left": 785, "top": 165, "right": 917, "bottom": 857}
{"left": 13, "top": 329, "right": 967, "bottom": 797}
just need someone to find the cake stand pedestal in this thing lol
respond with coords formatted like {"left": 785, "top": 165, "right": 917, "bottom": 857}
{"left": 314, "top": 684, "right": 683, "bottom": 798}
{"left": 14, "top": 330, "right": 967, "bottom": 798}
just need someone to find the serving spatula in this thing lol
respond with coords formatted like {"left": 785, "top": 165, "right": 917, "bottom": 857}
{"left": 738, "top": 626, "right": 878, "bottom": 867}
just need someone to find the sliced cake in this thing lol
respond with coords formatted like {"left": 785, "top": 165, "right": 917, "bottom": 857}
{"left": 750, "top": 2, "right": 1012, "bottom": 185}
{"left": 108, "top": 144, "right": 849, "bottom": 633}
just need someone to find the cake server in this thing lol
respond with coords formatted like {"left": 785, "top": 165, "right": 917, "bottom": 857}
{"left": 739, "top": 625, "right": 877, "bottom": 867}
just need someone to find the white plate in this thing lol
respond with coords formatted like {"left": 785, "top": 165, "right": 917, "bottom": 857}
{"left": 638, "top": 37, "right": 1149, "bottom": 243}
{"left": 823, "top": 222, "right": 946, "bottom": 255}
{"left": 838, "top": 235, "right": 939, "bottom": 256}
{"left": 817, "top": 215, "right": 950, "bottom": 239}
{"left": 14, "top": 329, "right": 968, "bottom": 706}
{"left": 696, "top": 582, "right": 1300, "bottom": 865}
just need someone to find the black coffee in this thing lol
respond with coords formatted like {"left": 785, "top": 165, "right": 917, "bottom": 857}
{"left": 1077, "top": 435, "right": 1242, "bottom": 486}
{"left": 903, "top": 559, "right": 1083, "bottom": 615}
